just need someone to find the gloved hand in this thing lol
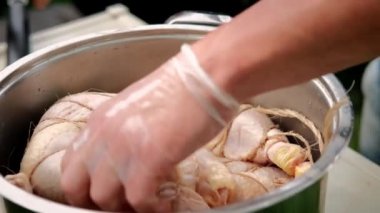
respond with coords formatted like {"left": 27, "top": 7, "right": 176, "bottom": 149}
{"left": 60, "top": 44, "right": 239, "bottom": 212}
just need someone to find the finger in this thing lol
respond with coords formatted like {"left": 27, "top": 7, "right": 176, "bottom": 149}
{"left": 104, "top": 137, "right": 154, "bottom": 212}
{"left": 61, "top": 142, "right": 73, "bottom": 173}
{"left": 61, "top": 129, "right": 89, "bottom": 172}
{"left": 60, "top": 149, "right": 93, "bottom": 208}
{"left": 125, "top": 168, "right": 173, "bottom": 213}
{"left": 88, "top": 152, "right": 131, "bottom": 211}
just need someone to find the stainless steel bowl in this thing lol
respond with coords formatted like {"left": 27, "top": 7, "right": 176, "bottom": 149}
{"left": 0, "top": 24, "right": 353, "bottom": 213}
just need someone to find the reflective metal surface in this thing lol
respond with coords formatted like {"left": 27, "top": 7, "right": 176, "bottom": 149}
{"left": 0, "top": 24, "right": 353, "bottom": 213}
{"left": 166, "top": 11, "right": 232, "bottom": 26}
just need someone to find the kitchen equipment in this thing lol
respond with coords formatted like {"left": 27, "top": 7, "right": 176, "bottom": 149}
{"left": 0, "top": 11, "right": 352, "bottom": 213}
{"left": 6, "top": 0, "right": 30, "bottom": 65}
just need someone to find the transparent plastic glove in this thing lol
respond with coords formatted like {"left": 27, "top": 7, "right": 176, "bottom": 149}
{"left": 60, "top": 44, "right": 239, "bottom": 212}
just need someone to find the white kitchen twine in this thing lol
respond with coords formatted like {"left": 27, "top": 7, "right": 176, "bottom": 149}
{"left": 173, "top": 44, "right": 240, "bottom": 126}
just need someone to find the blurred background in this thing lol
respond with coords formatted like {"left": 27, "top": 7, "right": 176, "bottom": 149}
{"left": 0, "top": 0, "right": 369, "bottom": 152}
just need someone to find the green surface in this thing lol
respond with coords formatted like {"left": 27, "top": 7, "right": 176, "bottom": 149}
{"left": 257, "top": 180, "right": 321, "bottom": 213}
{"left": 4, "top": 199, "right": 33, "bottom": 213}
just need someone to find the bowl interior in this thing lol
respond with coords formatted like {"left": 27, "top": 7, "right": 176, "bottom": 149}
{"left": 0, "top": 25, "right": 352, "bottom": 212}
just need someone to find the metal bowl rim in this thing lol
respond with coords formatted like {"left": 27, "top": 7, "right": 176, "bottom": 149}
{"left": 0, "top": 24, "right": 353, "bottom": 213}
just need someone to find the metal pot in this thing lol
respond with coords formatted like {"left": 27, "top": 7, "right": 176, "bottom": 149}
{"left": 0, "top": 12, "right": 353, "bottom": 213}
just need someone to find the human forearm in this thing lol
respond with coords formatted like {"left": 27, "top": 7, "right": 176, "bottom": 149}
{"left": 192, "top": 0, "right": 380, "bottom": 101}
